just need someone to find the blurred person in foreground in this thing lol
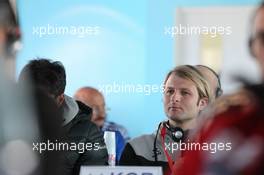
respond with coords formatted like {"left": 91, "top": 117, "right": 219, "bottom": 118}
{"left": 173, "top": 2, "right": 264, "bottom": 174}
{"left": 0, "top": 1, "right": 62, "bottom": 175}
{"left": 0, "top": 0, "right": 21, "bottom": 79}
{"left": 18, "top": 59, "right": 108, "bottom": 175}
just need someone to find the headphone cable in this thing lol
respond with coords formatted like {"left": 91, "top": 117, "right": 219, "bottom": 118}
{"left": 153, "top": 122, "right": 162, "bottom": 162}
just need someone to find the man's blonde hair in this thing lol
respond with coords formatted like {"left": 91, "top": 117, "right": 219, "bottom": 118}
{"left": 164, "top": 65, "right": 212, "bottom": 103}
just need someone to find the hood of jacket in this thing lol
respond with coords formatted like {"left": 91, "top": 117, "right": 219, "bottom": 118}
{"left": 62, "top": 95, "right": 79, "bottom": 126}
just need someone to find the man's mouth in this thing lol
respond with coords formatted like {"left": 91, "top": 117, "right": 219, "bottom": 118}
{"left": 169, "top": 106, "right": 182, "bottom": 111}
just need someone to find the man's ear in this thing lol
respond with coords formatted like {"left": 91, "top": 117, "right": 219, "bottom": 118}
{"left": 56, "top": 94, "right": 65, "bottom": 107}
{"left": 198, "top": 97, "right": 209, "bottom": 111}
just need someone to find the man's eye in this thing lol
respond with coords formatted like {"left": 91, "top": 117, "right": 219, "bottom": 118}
{"left": 181, "top": 91, "right": 190, "bottom": 96}
{"left": 166, "top": 89, "right": 174, "bottom": 95}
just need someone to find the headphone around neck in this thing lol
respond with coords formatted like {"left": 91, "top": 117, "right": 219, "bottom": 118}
{"left": 153, "top": 121, "right": 185, "bottom": 162}
{"left": 163, "top": 121, "right": 185, "bottom": 142}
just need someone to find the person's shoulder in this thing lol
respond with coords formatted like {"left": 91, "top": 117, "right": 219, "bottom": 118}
{"left": 128, "top": 134, "right": 155, "bottom": 146}
{"left": 67, "top": 101, "right": 98, "bottom": 136}
{"left": 124, "top": 134, "right": 157, "bottom": 162}
{"left": 103, "top": 121, "right": 130, "bottom": 139}
{"left": 104, "top": 121, "right": 123, "bottom": 130}
{"left": 76, "top": 100, "right": 92, "bottom": 117}
{"left": 108, "top": 121, "right": 126, "bottom": 129}
{"left": 66, "top": 100, "right": 93, "bottom": 126}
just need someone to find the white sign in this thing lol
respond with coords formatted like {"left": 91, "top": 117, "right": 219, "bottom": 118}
{"left": 104, "top": 131, "right": 116, "bottom": 166}
{"left": 79, "top": 166, "right": 162, "bottom": 175}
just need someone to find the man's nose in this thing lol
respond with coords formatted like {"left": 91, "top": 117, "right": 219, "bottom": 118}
{"left": 171, "top": 91, "right": 181, "bottom": 102}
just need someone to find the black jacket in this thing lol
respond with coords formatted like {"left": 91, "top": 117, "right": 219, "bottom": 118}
{"left": 61, "top": 100, "right": 108, "bottom": 175}
{"left": 119, "top": 133, "right": 169, "bottom": 174}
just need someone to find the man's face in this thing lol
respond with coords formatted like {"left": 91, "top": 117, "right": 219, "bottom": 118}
{"left": 252, "top": 7, "right": 264, "bottom": 77}
{"left": 163, "top": 74, "right": 206, "bottom": 124}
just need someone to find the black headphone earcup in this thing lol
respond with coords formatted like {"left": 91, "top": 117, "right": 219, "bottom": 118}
{"left": 216, "top": 87, "right": 223, "bottom": 98}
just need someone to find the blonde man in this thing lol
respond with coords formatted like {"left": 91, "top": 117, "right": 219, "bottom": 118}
{"left": 120, "top": 65, "right": 212, "bottom": 175}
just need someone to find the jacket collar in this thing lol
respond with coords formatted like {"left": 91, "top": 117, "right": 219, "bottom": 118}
{"left": 62, "top": 95, "right": 79, "bottom": 126}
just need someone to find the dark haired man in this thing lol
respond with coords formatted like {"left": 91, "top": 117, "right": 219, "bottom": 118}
{"left": 19, "top": 58, "right": 108, "bottom": 175}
